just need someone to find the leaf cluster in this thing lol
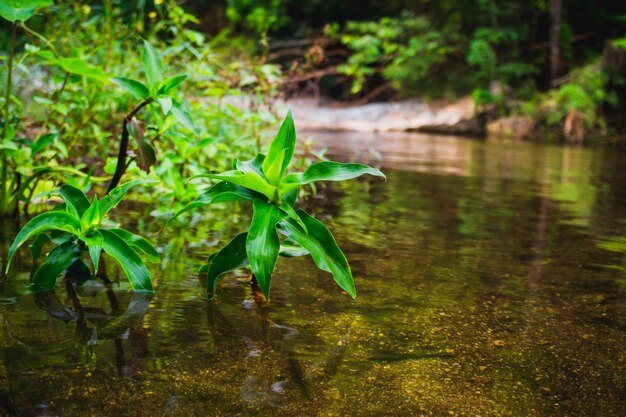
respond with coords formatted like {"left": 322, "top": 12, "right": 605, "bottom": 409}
{"left": 6, "top": 181, "right": 159, "bottom": 293}
{"left": 111, "top": 40, "right": 193, "bottom": 131}
{"left": 172, "top": 111, "right": 385, "bottom": 300}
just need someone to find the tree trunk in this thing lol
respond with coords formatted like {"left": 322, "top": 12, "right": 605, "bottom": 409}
{"left": 549, "top": 0, "right": 562, "bottom": 85}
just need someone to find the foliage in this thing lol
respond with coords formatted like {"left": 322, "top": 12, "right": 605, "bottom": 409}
{"left": 226, "top": 0, "right": 289, "bottom": 39}
{"left": 0, "top": 0, "right": 56, "bottom": 216}
{"left": 328, "top": 13, "right": 456, "bottom": 97}
{"left": 170, "top": 111, "right": 385, "bottom": 300}
{"left": 0, "top": 0, "right": 52, "bottom": 22}
{"left": 108, "top": 39, "right": 193, "bottom": 191}
{"left": 0, "top": 1, "right": 283, "bottom": 218}
{"left": 466, "top": 26, "right": 537, "bottom": 107}
{"left": 5, "top": 181, "right": 159, "bottom": 292}
{"left": 519, "top": 62, "right": 616, "bottom": 139}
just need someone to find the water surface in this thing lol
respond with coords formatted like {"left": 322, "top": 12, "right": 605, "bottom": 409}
{"left": 0, "top": 132, "right": 625, "bottom": 416}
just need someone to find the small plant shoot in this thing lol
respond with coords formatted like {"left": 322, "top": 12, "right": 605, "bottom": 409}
{"left": 5, "top": 181, "right": 159, "bottom": 293}
{"left": 172, "top": 111, "right": 385, "bottom": 300}
{"left": 109, "top": 40, "right": 193, "bottom": 192}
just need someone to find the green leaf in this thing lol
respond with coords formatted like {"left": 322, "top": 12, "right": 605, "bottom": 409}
{"left": 190, "top": 171, "right": 277, "bottom": 201}
{"left": 141, "top": 39, "right": 163, "bottom": 91}
{"left": 278, "top": 210, "right": 355, "bottom": 297}
{"left": 111, "top": 77, "right": 150, "bottom": 100}
{"left": 54, "top": 57, "right": 107, "bottom": 81}
{"left": 30, "top": 132, "right": 57, "bottom": 155}
{"left": 278, "top": 201, "right": 307, "bottom": 233}
{"left": 262, "top": 110, "right": 296, "bottom": 183}
{"left": 80, "top": 231, "right": 103, "bottom": 274}
{"left": 6, "top": 211, "right": 81, "bottom": 273}
{"left": 246, "top": 199, "right": 286, "bottom": 299}
{"left": 282, "top": 188, "right": 298, "bottom": 207}
{"left": 0, "top": 0, "right": 52, "bottom": 22}
{"left": 277, "top": 174, "right": 301, "bottom": 203}
{"left": 53, "top": 184, "right": 90, "bottom": 218}
{"left": 29, "top": 232, "right": 51, "bottom": 260}
{"left": 206, "top": 232, "right": 249, "bottom": 297}
{"left": 264, "top": 149, "right": 286, "bottom": 185}
{"left": 298, "top": 161, "right": 386, "bottom": 184}
{"left": 235, "top": 153, "right": 266, "bottom": 178}
{"left": 65, "top": 259, "right": 92, "bottom": 285}
{"left": 170, "top": 181, "right": 264, "bottom": 222}
{"left": 170, "top": 100, "right": 194, "bottom": 131}
{"left": 158, "top": 74, "right": 187, "bottom": 95}
{"left": 48, "top": 230, "right": 74, "bottom": 245}
{"left": 279, "top": 239, "right": 310, "bottom": 258}
{"left": 100, "top": 179, "right": 156, "bottom": 216}
{"left": 108, "top": 228, "right": 160, "bottom": 263}
{"left": 157, "top": 96, "right": 172, "bottom": 115}
{"left": 30, "top": 241, "right": 80, "bottom": 293}
{"left": 100, "top": 229, "right": 154, "bottom": 292}
{"left": 80, "top": 197, "right": 101, "bottom": 232}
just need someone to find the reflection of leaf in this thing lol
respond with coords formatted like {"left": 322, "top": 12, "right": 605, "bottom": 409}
{"left": 99, "top": 292, "right": 153, "bottom": 339}
{"left": 33, "top": 291, "right": 79, "bottom": 323}
{"left": 33, "top": 290, "right": 152, "bottom": 339}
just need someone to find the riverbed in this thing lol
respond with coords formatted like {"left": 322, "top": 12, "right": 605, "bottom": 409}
{"left": 0, "top": 132, "right": 625, "bottom": 416}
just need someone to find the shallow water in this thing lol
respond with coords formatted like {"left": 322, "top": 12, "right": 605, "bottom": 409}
{"left": 1, "top": 132, "right": 625, "bottom": 416}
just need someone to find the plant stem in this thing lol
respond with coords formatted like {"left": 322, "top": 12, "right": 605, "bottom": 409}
{"left": 0, "top": 22, "right": 17, "bottom": 215}
{"left": 106, "top": 99, "right": 151, "bottom": 193}
{"left": 20, "top": 21, "right": 56, "bottom": 56}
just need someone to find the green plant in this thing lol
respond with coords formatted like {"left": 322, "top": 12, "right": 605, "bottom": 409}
{"left": 5, "top": 180, "right": 159, "bottom": 292}
{"left": 170, "top": 111, "right": 385, "bottom": 300}
{"left": 330, "top": 13, "right": 456, "bottom": 97}
{"left": 0, "top": 0, "right": 54, "bottom": 216}
{"left": 518, "top": 62, "right": 616, "bottom": 140}
{"left": 109, "top": 39, "right": 193, "bottom": 191}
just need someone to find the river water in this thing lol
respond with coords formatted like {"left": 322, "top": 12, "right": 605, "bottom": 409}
{"left": 0, "top": 132, "right": 625, "bottom": 416}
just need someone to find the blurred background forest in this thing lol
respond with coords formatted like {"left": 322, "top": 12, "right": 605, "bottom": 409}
{"left": 2, "top": 0, "right": 626, "bottom": 143}
{"left": 0, "top": 0, "right": 625, "bottom": 220}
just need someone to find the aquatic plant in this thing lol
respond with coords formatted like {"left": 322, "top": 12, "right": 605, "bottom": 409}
{"left": 171, "top": 111, "right": 386, "bottom": 300}
{"left": 5, "top": 181, "right": 158, "bottom": 292}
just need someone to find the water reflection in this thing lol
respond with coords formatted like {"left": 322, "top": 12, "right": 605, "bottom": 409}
{"left": 0, "top": 133, "right": 625, "bottom": 415}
